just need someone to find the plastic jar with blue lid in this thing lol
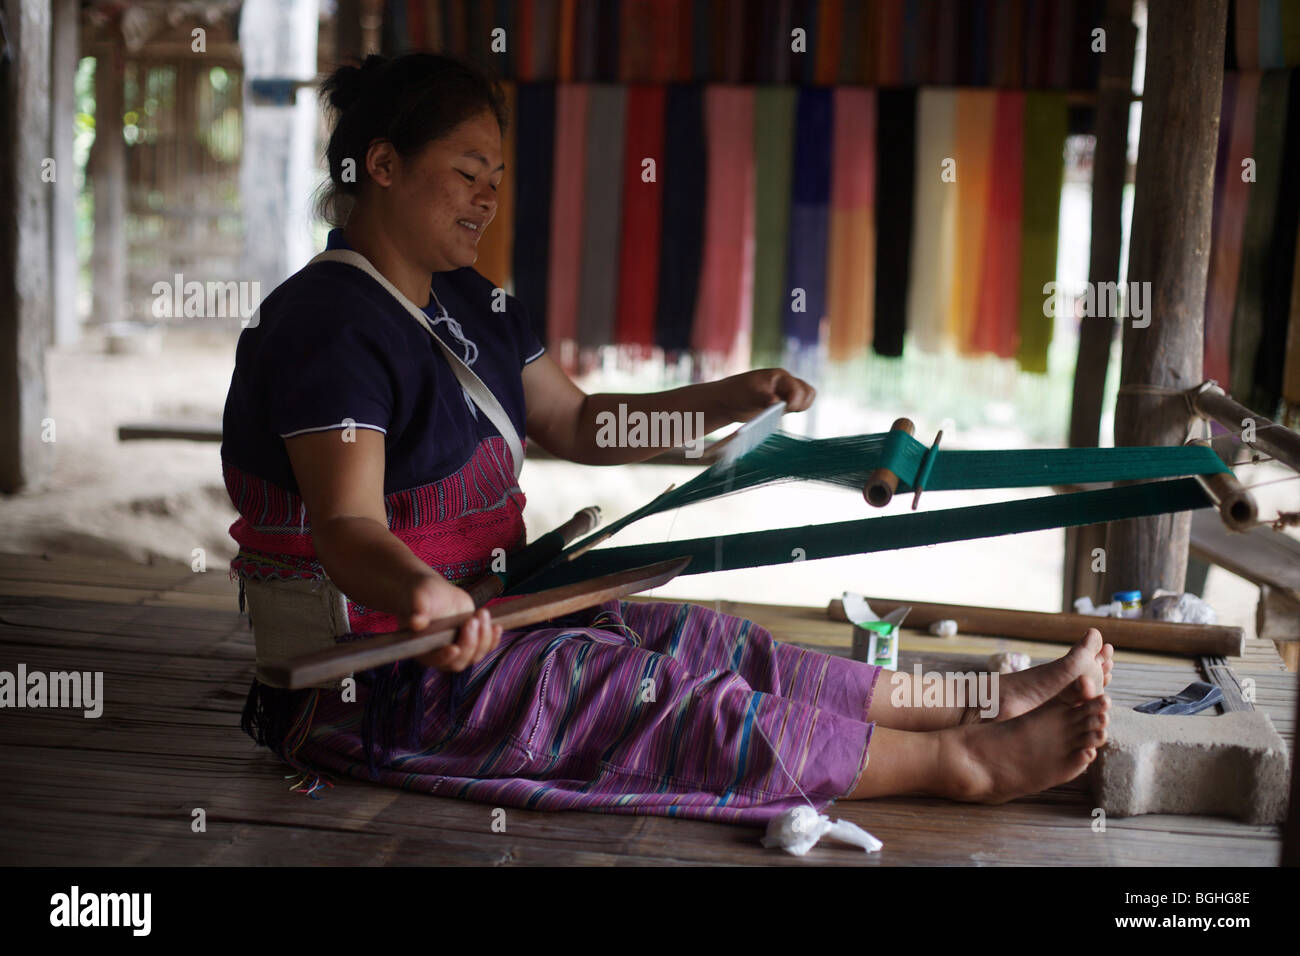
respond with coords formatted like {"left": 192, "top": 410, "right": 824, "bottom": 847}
{"left": 1112, "top": 590, "right": 1143, "bottom": 619}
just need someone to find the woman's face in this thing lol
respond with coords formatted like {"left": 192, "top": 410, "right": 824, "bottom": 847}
{"left": 381, "top": 110, "right": 504, "bottom": 273}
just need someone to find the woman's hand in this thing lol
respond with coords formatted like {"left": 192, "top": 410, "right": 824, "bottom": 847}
{"left": 714, "top": 368, "right": 817, "bottom": 423}
{"left": 402, "top": 573, "right": 504, "bottom": 673}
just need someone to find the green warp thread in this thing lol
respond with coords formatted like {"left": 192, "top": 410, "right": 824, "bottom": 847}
{"left": 540, "top": 431, "right": 1229, "bottom": 580}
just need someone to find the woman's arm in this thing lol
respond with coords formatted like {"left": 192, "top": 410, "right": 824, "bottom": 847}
{"left": 521, "top": 354, "right": 816, "bottom": 465}
{"left": 283, "top": 429, "right": 501, "bottom": 671}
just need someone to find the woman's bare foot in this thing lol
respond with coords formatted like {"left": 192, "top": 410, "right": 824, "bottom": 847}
{"left": 941, "top": 696, "right": 1110, "bottom": 803}
{"left": 992, "top": 629, "right": 1113, "bottom": 721}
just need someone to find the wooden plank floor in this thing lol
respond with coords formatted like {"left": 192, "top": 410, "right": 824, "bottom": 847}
{"left": 0, "top": 551, "right": 1291, "bottom": 866}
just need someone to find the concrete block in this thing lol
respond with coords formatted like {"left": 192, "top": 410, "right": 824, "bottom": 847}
{"left": 1091, "top": 707, "right": 1290, "bottom": 824}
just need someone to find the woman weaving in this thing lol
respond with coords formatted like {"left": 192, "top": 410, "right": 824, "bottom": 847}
{"left": 221, "top": 53, "right": 1113, "bottom": 825}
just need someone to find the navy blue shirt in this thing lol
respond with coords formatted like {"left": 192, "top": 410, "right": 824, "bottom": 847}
{"left": 221, "top": 229, "right": 545, "bottom": 495}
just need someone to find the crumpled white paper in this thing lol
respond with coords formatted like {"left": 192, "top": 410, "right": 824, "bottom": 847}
{"left": 760, "top": 806, "right": 883, "bottom": 857}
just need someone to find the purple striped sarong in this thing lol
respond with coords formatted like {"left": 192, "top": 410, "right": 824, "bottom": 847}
{"left": 293, "top": 599, "right": 882, "bottom": 826}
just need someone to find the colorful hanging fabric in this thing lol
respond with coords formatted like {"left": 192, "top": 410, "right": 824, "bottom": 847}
{"left": 441, "top": 0, "right": 467, "bottom": 54}
{"left": 532, "top": 0, "right": 560, "bottom": 79}
{"left": 555, "top": 0, "right": 576, "bottom": 80}
{"left": 838, "top": 0, "right": 864, "bottom": 84}
{"left": 576, "top": 85, "right": 627, "bottom": 350}
{"left": 619, "top": 0, "right": 657, "bottom": 82}
{"left": 1205, "top": 72, "right": 1257, "bottom": 388}
{"left": 405, "top": 0, "right": 426, "bottom": 49}
{"left": 518, "top": 0, "right": 536, "bottom": 79}
{"left": 1016, "top": 91, "right": 1067, "bottom": 373}
{"left": 692, "top": 0, "right": 712, "bottom": 81}
{"left": 826, "top": 88, "right": 876, "bottom": 362}
{"left": 973, "top": 90, "right": 1025, "bottom": 359}
{"left": 692, "top": 86, "right": 756, "bottom": 367}
{"left": 789, "top": 0, "right": 819, "bottom": 85}
{"left": 900, "top": 0, "right": 922, "bottom": 84}
{"left": 546, "top": 84, "right": 589, "bottom": 353}
{"left": 947, "top": 90, "right": 998, "bottom": 353}
{"left": 655, "top": 84, "right": 707, "bottom": 353}
{"left": 1046, "top": 0, "right": 1075, "bottom": 89}
{"left": 1258, "top": 68, "right": 1300, "bottom": 413}
{"left": 1231, "top": 70, "right": 1289, "bottom": 410}
{"left": 875, "top": 0, "right": 904, "bottom": 86}
{"left": 814, "top": 0, "right": 841, "bottom": 85}
{"left": 1237, "top": 0, "right": 1261, "bottom": 70}
{"left": 574, "top": 0, "right": 599, "bottom": 80}
{"left": 512, "top": 83, "right": 555, "bottom": 342}
{"left": 751, "top": 86, "right": 797, "bottom": 365}
{"left": 873, "top": 88, "right": 915, "bottom": 358}
{"left": 474, "top": 81, "right": 516, "bottom": 291}
{"left": 784, "top": 87, "right": 833, "bottom": 352}
{"left": 596, "top": 0, "right": 621, "bottom": 80}
{"left": 931, "top": 0, "right": 957, "bottom": 85}
{"left": 906, "top": 88, "right": 957, "bottom": 353}
{"left": 1284, "top": 0, "right": 1300, "bottom": 67}
{"left": 614, "top": 85, "right": 666, "bottom": 349}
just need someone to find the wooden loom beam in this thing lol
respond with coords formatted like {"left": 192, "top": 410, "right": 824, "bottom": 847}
{"left": 826, "top": 597, "right": 1244, "bottom": 657}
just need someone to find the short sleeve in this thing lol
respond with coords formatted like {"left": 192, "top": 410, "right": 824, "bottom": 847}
{"left": 511, "top": 295, "right": 547, "bottom": 368}
{"left": 258, "top": 299, "right": 397, "bottom": 440}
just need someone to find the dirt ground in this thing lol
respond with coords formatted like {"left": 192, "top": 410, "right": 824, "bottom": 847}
{"left": 1, "top": 327, "right": 1289, "bottom": 639}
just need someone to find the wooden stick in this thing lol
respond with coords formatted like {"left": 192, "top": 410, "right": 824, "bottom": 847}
{"left": 826, "top": 596, "right": 1244, "bottom": 657}
{"left": 1189, "top": 382, "right": 1300, "bottom": 474}
{"left": 269, "top": 557, "right": 692, "bottom": 689}
{"left": 1188, "top": 440, "right": 1258, "bottom": 533}
{"left": 864, "top": 418, "right": 915, "bottom": 507}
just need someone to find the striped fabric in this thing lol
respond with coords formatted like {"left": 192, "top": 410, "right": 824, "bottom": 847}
{"left": 826, "top": 87, "right": 876, "bottom": 361}
{"left": 224, "top": 437, "right": 527, "bottom": 633}
{"left": 294, "top": 597, "right": 881, "bottom": 825}
{"left": 907, "top": 88, "right": 957, "bottom": 353}
{"left": 972, "top": 90, "right": 1025, "bottom": 359}
{"left": 784, "top": 87, "right": 833, "bottom": 351}
{"left": 1016, "top": 91, "right": 1067, "bottom": 373}
{"left": 751, "top": 86, "right": 797, "bottom": 365}
{"left": 545, "top": 83, "right": 589, "bottom": 357}
{"left": 614, "top": 84, "right": 667, "bottom": 350}
{"left": 692, "top": 85, "right": 756, "bottom": 369}
{"left": 576, "top": 85, "right": 627, "bottom": 350}
{"left": 947, "top": 90, "right": 998, "bottom": 353}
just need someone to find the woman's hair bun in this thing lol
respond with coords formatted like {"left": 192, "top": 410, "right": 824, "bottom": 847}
{"left": 321, "top": 54, "right": 388, "bottom": 113}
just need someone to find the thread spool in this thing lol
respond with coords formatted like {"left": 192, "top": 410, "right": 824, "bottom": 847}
{"left": 864, "top": 418, "right": 915, "bottom": 507}
{"left": 1190, "top": 442, "right": 1258, "bottom": 533}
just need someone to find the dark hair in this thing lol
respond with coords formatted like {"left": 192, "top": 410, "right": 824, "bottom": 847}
{"left": 315, "top": 52, "right": 509, "bottom": 226}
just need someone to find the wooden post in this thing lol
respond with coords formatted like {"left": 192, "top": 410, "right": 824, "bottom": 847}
{"left": 1103, "top": 0, "right": 1228, "bottom": 600}
{"left": 89, "top": 29, "right": 126, "bottom": 328}
{"left": 239, "top": 0, "right": 321, "bottom": 295}
{"left": 1063, "top": 0, "right": 1136, "bottom": 610}
{"left": 50, "top": 0, "right": 79, "bottom": 345}
{"left": 0, "top": 0, "right": 54, "bottom": 492}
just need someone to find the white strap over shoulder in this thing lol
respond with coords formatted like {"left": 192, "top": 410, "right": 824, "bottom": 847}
{"left": 309, "top": 248, "right": 524, "bottom": 479}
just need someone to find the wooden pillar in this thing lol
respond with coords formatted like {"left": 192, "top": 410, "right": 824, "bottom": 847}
{"left": 1103, "top": 0, "right": 1228, "bottom": 599}
{"left": 1063, "top": 0, "right": 1137, "bottom": 610}
{"left": 239, "top": 0, "right": 321, "bottom": 294}
{"left": 50, "top": 0, "right": 79, "bottom": 345}
{"left": 89, "top": 29, "right": 126, "bottom": 328}
{"left": 0, "top": 0, "right": 54, "bottom": 492}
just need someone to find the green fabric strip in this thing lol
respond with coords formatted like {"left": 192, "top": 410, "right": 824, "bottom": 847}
{"left": 511, "top": 479, "right": 1215, "bottom": 592}
{"left": 1016, "top": 91, "right": 1068, "bottom": 374}
{"left": 751, "top": 87, "right": 798, "bottom": 365}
